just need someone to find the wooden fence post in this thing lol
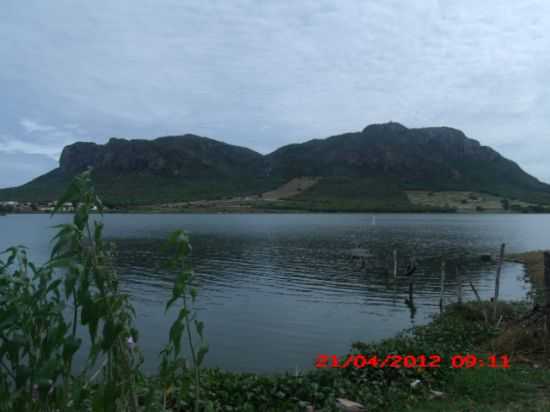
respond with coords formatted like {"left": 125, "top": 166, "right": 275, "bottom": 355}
{"left": 406, "top": 257, "right": 416, "bottom": 305}
{"left": 470, "top": 281, "right": 488, "bottom": 325}
{"left": 407, "top": 272, "right": 416, "bottom": 319}
{"left": 544, "top": 251, "right": 550, "bottom": 334}
{"left": 493, "top": 243, "right": 506, "bottom": 321}
{"left": 405, "top": 256, "right": 417, "bottom": 319}
{"left": 456, "top": 266, "right": 462, "bottom": 305}
{"left": 393, "top": 250, "right": 398, "bottom": 279}
{"left": 439, "top": 260, "right": 446, "bottom": 311}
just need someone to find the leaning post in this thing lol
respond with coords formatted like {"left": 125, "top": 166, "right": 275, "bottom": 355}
{"left": 456, "top": 266, "right": 463, "bottom": 305}
{"left": 493, "top": 243, "right": 506, "bottom": 321}
{"left": 407, "top": 268, "right": 415, "bottom": 316}
{"left": 439, "top": 260, "right": 446, "bottom": 311}
{"left": 544, "top": 251, "right": 550, "bottom": 335}
{"left": 393, "top": 249, "right": 398, "bottom": 279}
{"left": 407, "top": 257, "right": 416, "bottom": 303}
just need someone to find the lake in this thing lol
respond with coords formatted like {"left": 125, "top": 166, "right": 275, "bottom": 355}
{"left": 1, "top": 213, "right": 548, "bottom": 373}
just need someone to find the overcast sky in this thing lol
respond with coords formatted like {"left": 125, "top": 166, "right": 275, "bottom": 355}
{"left": 1, "top": 0, "right": 549, "bottom": 188}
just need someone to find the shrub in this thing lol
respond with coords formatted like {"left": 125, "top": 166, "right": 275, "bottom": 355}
{"left": 0, "top": 170, "right": 203, "bottom": 412}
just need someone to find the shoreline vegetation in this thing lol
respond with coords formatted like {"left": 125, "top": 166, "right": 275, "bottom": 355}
{"left": 126, "top": 187, "right": 550, "bottom": 213}
{"left": 3, "top": 208, "right": 550, "bottom": 214}
{"left": 3, "top": 194, "right": 550, "bottom": 215}
{"left": 1, "top": 173, "right": 550, "bottom": 411}
{"left": 3, "top": 207, "right": 550, "bottom": 214}
{"left": 3, "top": 177, "right": 550, "bottom": 215}
{"left": 507, "top": 251, "right": 549, "bottom": 291}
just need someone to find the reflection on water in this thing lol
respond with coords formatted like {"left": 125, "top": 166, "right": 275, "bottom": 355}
{"left": 1, "top": 213, "right": 548, "bottom": 372}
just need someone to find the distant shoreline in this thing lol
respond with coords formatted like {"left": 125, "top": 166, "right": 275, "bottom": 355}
{"left": 3, "top": 209, "right": 550, "bottom": 215}
{"left": 3, "top": 187, "right": 550, "bottom": 215}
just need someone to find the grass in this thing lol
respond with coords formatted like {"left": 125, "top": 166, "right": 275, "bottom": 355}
{"left": 147, "top": 301, "right": 548, "bottom": 411}
{"left": 387, "top": 301, "right": 550, "bottom": 412}
{"left": 260, "top": 177, "right": 456, "bottom": 212}
{"left": 3, "top": 170, "right": 550, "bottom": 213}
{"left": 0, "top": 169, "right": 284, "bottom": 205}
{"left": 295, "top": 176, "right": 411, "bottom": 204}
{"left": 404, "top": 366, "right": 550, "bottom": 412}
{"left": 507, "top": 251, "right": 549, "bottom": 288}
{"left": 262, "top": 177, "right": 320, "bottom": 200}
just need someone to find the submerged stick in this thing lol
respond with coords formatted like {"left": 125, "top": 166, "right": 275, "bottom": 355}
{"left": 469, "top": 280, "right": 482, "bottom": 302}
{"left": 439, "top": 260, "right": 446, "bottom": 311}
{"left": 469, "top": 280, "right": 488, "bottom": 325}
{"left": 456, "top": 266, "right": 463, "bottom": 305}
{"left": 393, "top": 249, "right": 398, "bottom": 279}
{"left": 493, "top": 243, "right": 506, "bottom": 321}
{"left": 544, "top": 252, "right": 550, "bottom": 335}
{"left": 408, "top": 257, "right": 418, "bottom": 319}
{"left": 406, "top": 275, "right": 416, "bottom": 319}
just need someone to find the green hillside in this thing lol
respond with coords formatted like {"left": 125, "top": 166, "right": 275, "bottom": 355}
{"left": 0, "top": 170, "right": 281, "bottom": 205}
{"left": 260, "top": 177, "right": 456, "bottom": 212}
{"left": 2, "top": 122, "right": 550, "bottom": 208}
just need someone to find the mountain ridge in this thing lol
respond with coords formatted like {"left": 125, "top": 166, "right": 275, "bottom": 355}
{"left": 2, "top": 122, "right": 550, "bottom": 208}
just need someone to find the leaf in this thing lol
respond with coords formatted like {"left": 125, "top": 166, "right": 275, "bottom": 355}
{"left": 95, "top": 197, "right": 104, "bottom": 213}
{"left": 94, "top": 222, "right": 104, "bottom": 245}
{"left": 167, "top": 229, "right": 183, "bottom": 245}
{"left": 169, "top": 321, "right": 184, "bottom": 356}
{"left": 47, "top": 278, "right": 63, "bottom": 294}
{"left": 165, "top": 295, "right": 178, "bottom": 312}
{"left": 101, "top": 320, "right": 121, "bottom": 351}
{"left": 164, "top": 229, "right": 191, "bottom": 258}
{"left": 74, "top": 206, "right": 89, "bottom": 230}
{"left": 2, "top": 246, "right": 23, "bottom": 269}
{"left": 81, "top": 299, "right": 100, "bottom": 344}
{"left": 194, "top": 320, "right": 204, "bottom": 339}
{"left": 50, "top": 234, "right": 74, "bottom": 260}
{"left": 63, "top": 336, "right": 82, "bottom": 365}
{"left": 178, "top": 307, "right": 190, "bottom": 322}
{"left": 197, "top": 344, "right": 209, "bottom": 366}
{"left": 52, "top": 180, "right": 80, "bottom": 215}
{"left": 14, "top": 365, "right": 31, "bottom": 389}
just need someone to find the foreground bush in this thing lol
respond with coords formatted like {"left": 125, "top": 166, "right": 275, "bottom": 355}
{"left": 0, "top": 171, "right": 204, "bottom": 412}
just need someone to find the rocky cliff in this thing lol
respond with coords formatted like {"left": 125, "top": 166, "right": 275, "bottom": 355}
{"left": 59, "top": 135, "right": 264, "bottom": 178}
{"left": 1, "top": 122, "right": 549, "bottom": 205}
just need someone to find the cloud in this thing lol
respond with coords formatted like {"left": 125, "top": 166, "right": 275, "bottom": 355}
{"left": 20, "top": 119, "right": 56, "bottom": 134}
{"left": 0, "top": 120, "right": 89, "bottom": 160}
{"left": 0, "top": 136, "right": 63, "bottom": 159}
{"left": 1, "top": 0, "right": 550, "bottom": 184}
{"left": 0, "top": 151, "right": 57, "bottom": 189}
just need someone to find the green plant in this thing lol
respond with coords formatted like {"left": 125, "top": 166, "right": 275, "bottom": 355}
{"left": 160, "top": 230, "right": 208, "bottom": 412}
{"left": 0, "top": 170, "right": 209, "bottom": 411}
{"left": 51, "top": 170, "right": 143, "bottom": 411}
{"left": 0, "top": 245, "right": 76, "bottom": 410}
{"left": 0, "top": 170, "right": 145, "bottom": 411}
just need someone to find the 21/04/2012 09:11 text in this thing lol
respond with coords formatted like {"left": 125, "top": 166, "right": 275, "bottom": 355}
{"left": 315, "top": 354, "right": 510, "bottom": 369}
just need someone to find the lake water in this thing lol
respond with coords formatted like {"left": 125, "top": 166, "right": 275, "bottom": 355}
{"left": 1, "top": 213, "right": 549, "bottom": 373}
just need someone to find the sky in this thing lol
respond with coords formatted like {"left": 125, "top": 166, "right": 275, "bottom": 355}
{"left": 1, "top": 0, "right": 549, "bottom": 188}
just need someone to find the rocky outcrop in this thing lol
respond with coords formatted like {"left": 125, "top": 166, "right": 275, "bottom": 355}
{"left": 59, "top": 134, "right": 264, "bottom": 178}
{"left": 265, "top": 122, "right": 547, "bottom": 193}
{"left": 3, "top": 122, "right": 550, "bottom": 204}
